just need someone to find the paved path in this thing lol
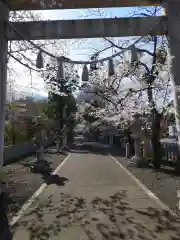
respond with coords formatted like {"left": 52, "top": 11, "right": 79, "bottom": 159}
{"left": 3, "top": 146, "right": 66, "bottom": 220}
{"left": 12, "top": 153, "right": 180, "bottom": 239}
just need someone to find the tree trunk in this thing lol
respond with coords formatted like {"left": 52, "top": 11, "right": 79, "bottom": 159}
{"left": 147, "top": 86, "right": 162, "bottom": 169}
{"left": 151, "top": 110, "right": 162, "bottom": 169}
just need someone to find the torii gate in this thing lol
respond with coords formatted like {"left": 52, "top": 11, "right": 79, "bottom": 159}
{"left": 0, "top": 0, "right": 179, "bottom": 166}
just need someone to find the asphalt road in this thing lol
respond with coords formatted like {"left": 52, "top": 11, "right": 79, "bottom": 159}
{"left": 12, "top": 152, "right": 180, "bottom": 240}
{"left": 114, "top": 155, "right": 180, "bottom": 215}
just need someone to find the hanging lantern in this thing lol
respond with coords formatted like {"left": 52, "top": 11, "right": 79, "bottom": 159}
{"left": 36, "top": 50, "right": 44, "bottom": 69}
{"left": 57, "top": 59, "right": 65, "bottom": 80}
{"left": 131, "top": 45, "right": 139, "bottom": 65}
{"left": 82, "top": 64, "right": 89, "bottom": 82}
{"left": 108, "top": 58, "right": 115, "bottom": 77}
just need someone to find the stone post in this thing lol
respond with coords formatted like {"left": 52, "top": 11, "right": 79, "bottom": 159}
{"left": 109, "top": 135, "right": 113, "bottom": 146}
{"left": 142, "top": 129, "right": 151, "bottom": 159}
{"left": 36, "top": 128, "right": 44, "bottom": 162}
{"left": 125, "top": 143, "right": 130, "bottom": 158}
{"left": 131, "top": 113, "right": 142, "bottom": 162}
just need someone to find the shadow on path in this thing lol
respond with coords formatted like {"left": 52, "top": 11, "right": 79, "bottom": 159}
{"left": 154, "top": 167, "right": 180, "bottom": 177}
{"left": 70, "top": 143, "right": 111, "bottom": 156}
{"left": 0, "top": 192, "right": 13, "bottom": 240}
{"left": 42, "top": 174, "right": 68, "bottom": 186}
{"left": 30, "top": 160, "right": 69, "bottom": 186}
{"left": 45, "top": 149, "right": 68, "bottom": 156}
{"left": 12, "top": 190, "right": 180, "bottom": 239}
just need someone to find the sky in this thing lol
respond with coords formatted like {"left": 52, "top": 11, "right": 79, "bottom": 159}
{"left": 10, "top": 6, "right": 162, "bottom": 99}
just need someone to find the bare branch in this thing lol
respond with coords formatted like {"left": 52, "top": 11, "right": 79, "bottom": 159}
{"left": 8, "top": 53, "right": 43, "bottom": 72}
{"left": 104, "top": 37, "right": 154, "bottom": 57}
{"left": 138, "top": 61, "right": 150, "bottom": 73}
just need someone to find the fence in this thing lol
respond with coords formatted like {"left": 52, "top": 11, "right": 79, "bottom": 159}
{"left": 4, "top": 137, "right": 54, "bottom": 165}
{"left": 161, "top": 141, "right": 178, "bottom": 164}
{"left": 98, "top": 134, "right": 179, "bottom": 164}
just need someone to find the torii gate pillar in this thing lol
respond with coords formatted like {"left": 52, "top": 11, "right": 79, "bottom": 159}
{"left": 0, "top": 2, "right": 8, "bottom": 167}
{"left": 165, "top": 0, "right": 180, "bottom": 146}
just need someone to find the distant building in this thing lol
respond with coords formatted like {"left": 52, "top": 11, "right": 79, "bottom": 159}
{"left": 5, "top": 98, "right": 48, "bottom": 132}
{"left": 76, "top": 83, "right": 105, "bottom": 108}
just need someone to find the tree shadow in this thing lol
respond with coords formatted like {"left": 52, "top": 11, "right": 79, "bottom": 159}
{"left": 70, "top": 149, "right": 90, "bottom": 153}
{"left": 70, "top": 143, "right": 111, "bottom": 156}
{"left": 12, "top": 190, "right": 180, "bottom": 239}
{"left": 154, "top": 167, "right": 180, "bottom": 177}
{"left": 0, "top": 192, "right": 13, "bottom": 240}
{"left": 45, "top": 149, "right": 68, "bottom": 155}
{"left": 126, "top": 158, "right": 152, "bottom": 169}
{"left": 42, "top": 174, "right": 68, "bottom": 186}
{"left": 73, "top": 141, "right": 126, "bottom": 157}
{"left": 29, "top": 160, "right": 69, "bottom": 186}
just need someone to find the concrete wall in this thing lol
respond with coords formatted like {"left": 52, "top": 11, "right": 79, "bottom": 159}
{"left": 4, "top": 138, "right": 54, "bottom": 165}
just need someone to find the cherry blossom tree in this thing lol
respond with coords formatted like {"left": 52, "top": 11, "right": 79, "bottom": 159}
{"left": 8, "top": 5, "right": 173, "bottom": 168}
{"left": 76, "top": 5, "right": 174, "bottom": 169}
{"left": 79, "top": 32, "right": 172, "bottom": 168}
{"left": 7, "top": 10, "right": 69, "bottom": 99}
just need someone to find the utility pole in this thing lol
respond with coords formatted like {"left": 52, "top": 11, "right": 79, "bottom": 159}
{"left": 0, "top": 2, "right": 8, "bottom": 167}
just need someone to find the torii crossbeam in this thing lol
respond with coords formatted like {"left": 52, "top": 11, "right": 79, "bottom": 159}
{"left": 8, "top": 0, "right": 160, "bottom": 10}
{"left": 8, "top": 16, "right": 166, "bottom": 40}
